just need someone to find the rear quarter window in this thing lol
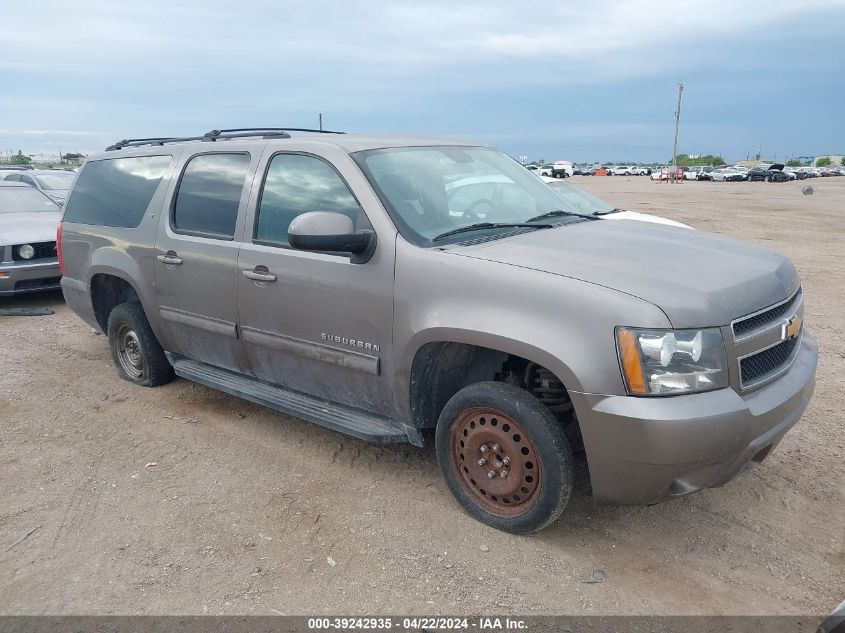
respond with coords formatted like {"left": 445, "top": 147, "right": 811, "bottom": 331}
{"left": 62, "top": 155, "right": 172, "bottom": 228}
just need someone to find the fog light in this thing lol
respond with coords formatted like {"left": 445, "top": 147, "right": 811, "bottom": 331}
{"left": 18, "top": 244, "right": 35, "bottom": 260}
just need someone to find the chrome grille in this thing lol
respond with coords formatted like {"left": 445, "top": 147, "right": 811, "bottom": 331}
{"left": 740, "top": 336, "right": 800, "bottom": 386}
{"left": 732, "top": 288, "right": 801, "bottom": 338}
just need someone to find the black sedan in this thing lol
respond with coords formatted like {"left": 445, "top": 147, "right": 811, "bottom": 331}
{"left": 747, "top": 163, "right": 790, "bottom": 182}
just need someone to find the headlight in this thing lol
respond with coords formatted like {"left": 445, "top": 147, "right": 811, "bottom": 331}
{"left": 18, "top": 244, "right": 35, "bottom": 260}
{"left": 616, "top": 327, "right": 728, "bottom": 395}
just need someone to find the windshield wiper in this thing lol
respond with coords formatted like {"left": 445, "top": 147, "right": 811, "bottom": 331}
{"left": 592, "top": 207, "right": 623, "bottom": 216}
{"left": 432, "top": 222, "right": 553, "bottom": 242}
{"left": 525, "top": 209, "right": 597, "bottom": 223}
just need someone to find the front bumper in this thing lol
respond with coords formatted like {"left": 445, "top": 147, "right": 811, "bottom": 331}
{"left": 0, "top": 258, "right": 62, "bottom": 296}
{"left": 571, "top": 332, "right": 817, "bottom": 505}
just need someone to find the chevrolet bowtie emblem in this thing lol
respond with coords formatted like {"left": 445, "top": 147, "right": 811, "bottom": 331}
{"left": 782, "top": 314, "right": 802, "bottom": 341}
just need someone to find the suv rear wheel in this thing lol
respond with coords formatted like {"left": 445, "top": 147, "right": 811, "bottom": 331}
{"left": 435, "top": 381, "right": 573, "bottom": 534}
{"left": 107, "top": 301, "right": 174, "bottom": 387}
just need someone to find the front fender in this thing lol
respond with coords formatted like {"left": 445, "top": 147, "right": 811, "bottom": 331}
{"left": 392, "top": 237, "right": 671, "bottom": 420}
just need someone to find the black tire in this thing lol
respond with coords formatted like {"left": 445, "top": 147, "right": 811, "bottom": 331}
{"left": 107, "top": 301, "right": 174, "bottom": 387}
{"left": 435, "top": 381, "right": 573, "bottom": 534}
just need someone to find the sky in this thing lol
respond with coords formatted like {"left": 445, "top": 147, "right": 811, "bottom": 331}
{"left": 1, "top": 0, "right": 843, "bottom": 163}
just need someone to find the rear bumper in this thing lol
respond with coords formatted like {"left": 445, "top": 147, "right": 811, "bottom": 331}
{"left": 571, "top": 332, "right": 817, "bottom": 505}
{"left": 60, "top": 276, "right": 101, "bottom": 330}
{"left": 0, "top": 259, "right": 61, "bottom": 296}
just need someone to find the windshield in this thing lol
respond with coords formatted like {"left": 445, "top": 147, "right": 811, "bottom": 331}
{"left": 544, "top": 180, "right": 618, "bottom": 214}
{"left": 34, "top": 172, "right": 75, "bottom": 190}
{"left": 0, "top": 187, "right": 60, "bottom": 213}
{"left": 356, "top": 146, "right": 588, "bottom": 245}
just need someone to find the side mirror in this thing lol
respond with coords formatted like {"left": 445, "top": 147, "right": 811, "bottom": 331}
{"left": 288, "top": 211, "right": 376, "bottom": 263}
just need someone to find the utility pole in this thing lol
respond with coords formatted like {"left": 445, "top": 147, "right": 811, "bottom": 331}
{"left": 318, "top": 112, "right": 323, "bottom": 132}
{"left": 671, "top": 82, "right": 684, "bottom": 168}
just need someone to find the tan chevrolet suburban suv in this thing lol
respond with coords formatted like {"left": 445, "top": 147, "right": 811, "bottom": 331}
{"left": 58, "top": 128, "right": 817, "bottom": 533}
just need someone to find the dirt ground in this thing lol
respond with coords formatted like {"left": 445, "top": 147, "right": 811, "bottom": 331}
{"left": 1, "top": 176, "right": 843, "bottom": 616}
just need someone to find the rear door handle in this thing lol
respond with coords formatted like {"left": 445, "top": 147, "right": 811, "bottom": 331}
{"left": 243, "top": 269, "right": 277, "bottom": 282}
{"left": 157, "top": 252, "right": 183, "bottom": 265}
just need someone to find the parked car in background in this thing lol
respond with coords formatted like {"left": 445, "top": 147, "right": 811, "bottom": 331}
{"left": 696, "top": 166, "right": 715, "bottom": 181}
{"left": 0, "top": 181, "right": 62, "bottom": 296}
{"left": 632, "top": 166, "right": 652, "bottom": 176}
{"left": 712, "top": 168, "right": 746, "bottom": 182}
{"left": 747, "top": 164, "right": 789, "bottom": 183}
{"left": 611, "top": 165, "right": 635, "bottom": 176}
{"left": 550, "top": 161, "right": 573, "bottom": 178}
{"left": 3, "top": 169, "right": 77, "bottom": 204}
{"left": 784, "top": 168, "right": 806, "bottom": 180}
{"left": 526, "top": 164, "right": 554, "bottom": 177}
{"left": 684, "top": 166, "right": 716, "bottom": 181}
{"left": 650, "top": 167, "right": 683, "bottom": 182}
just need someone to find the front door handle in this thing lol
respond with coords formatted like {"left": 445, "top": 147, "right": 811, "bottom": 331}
{"left": 157, "top": 251, "right": 183, "bottom": 265}
{"left": 243, "top": 268, "right": 277, "bottom": 283}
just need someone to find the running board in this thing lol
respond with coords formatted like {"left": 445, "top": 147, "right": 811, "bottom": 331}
{"left": 168, "top": 355, "right": 421, "bottom": 446}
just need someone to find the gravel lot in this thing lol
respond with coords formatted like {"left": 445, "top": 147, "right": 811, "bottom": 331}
{"left": 1, "top": 176, "right": 843, "bottom": 616}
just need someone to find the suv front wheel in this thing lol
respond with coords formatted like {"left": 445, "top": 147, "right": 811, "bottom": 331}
{"left": 107, "top": 301, "right": 174, "bottom": 387}
{"left": 435, "top": 381, "right": 574, "bottom": 534}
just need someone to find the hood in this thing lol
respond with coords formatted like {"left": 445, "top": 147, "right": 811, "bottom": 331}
{"left": 451, "top": 219, "right": 796, "bottom": 328}
{"left": 768, "top": 163, "right": 785, "bottom": 171}
{"left": 0, "top": 212, "right": 62, "bottom": 245}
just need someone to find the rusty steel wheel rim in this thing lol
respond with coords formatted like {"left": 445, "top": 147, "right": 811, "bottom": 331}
{"left": 449, "top": 407, "right": 542, "bottom": 518}
{"left": 116, "top": 324, "right": 144, "bottom": 380}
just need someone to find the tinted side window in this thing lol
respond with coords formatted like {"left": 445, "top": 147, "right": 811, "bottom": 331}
{"left": 63, "top": 155, "right": 171, "bottom": 228}
{"left": 172, "top": 153, "right": 250, "bottom": 239}
{"left": 255, "top": 154, "right": 363, "bottom": 246}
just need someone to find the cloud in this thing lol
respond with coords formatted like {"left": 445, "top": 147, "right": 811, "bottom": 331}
{"left": 0, "top": 0, "right": 842, "bottom": 159}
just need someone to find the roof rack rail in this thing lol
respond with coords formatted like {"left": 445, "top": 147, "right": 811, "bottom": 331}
{"left": 106, "top": 137, "right": 189, "bottom": 151}
{"left": 203, "top": 127, "right": 345, "bottom": 137}
{"left": 105, "top": 127, "right": 345, "bottom": 151}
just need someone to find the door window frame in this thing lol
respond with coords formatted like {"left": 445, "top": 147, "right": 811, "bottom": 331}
{"left": 169, "top": 150, "right": 252, "bottom": 241}
{"left": 250, "top": 150, "right": 371, "bottom": 253}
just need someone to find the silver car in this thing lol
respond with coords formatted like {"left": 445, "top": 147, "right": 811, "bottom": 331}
{"left": 0, "top": 181, "right": 62, "bottom": 296}
{"left": 58, "top": 129, "right": 817, "bottom": 534}
{"left": 2, "top": 169, "right": 77, "bottom": 204}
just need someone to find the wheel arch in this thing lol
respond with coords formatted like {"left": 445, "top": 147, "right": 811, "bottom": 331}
{"left": 85, "top": 244, "right": 160, "bottom": 335}
{"left": 405, "top": 330, "right": 581, "bottom": 430}
{"left": 88, "top": 270, "right": 143, "bottom": 332}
